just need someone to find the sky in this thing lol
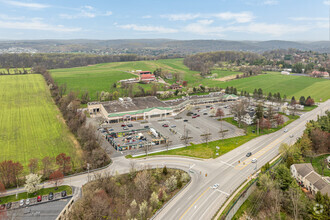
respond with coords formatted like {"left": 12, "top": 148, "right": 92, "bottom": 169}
{"left": 0, "top": 0, "right": 329, "bottom": 41}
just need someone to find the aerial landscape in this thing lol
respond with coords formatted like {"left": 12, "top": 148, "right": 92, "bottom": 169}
{"left": 0, "top": 0, "right": 329, "bottom": 220}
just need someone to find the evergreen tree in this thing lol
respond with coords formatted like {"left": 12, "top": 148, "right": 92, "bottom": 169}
{"left": 299, "top": 96, "right": 306, "bottom": 105}
{"left": 257, "top": 88, "right": 263, "bottom": 99}
{"left": 291, "top": 96, "right": 296, "bottom": 105}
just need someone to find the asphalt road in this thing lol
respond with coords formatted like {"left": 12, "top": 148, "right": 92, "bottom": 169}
{"left": 5, "top": 100, "right": 329, "bottom": 220}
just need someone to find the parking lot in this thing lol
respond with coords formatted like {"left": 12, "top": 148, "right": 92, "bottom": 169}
{"left": 99, "top": 103, "right": 244, "bottom": 155}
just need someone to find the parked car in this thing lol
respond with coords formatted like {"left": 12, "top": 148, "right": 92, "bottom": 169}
{"left": 108, "top": 128, "right": 114, "bottom": 131}
{"left": 192, "top": 116, "right": 196, "bottom": 118}
{"left": 246, "top": 152, "right": 252, "bottom": 157}
{"left": 19, "top": 199, "right": 24, "bottom": 207}
{"left": 183, "top": 119, "right": 188, "bottom": 122}
{"left": 61, "top": 191, "right": 67, "bottom": 197}
{"left": 37, "top": 195, "right": 42, "bottom": 202}
{"left": 6, "top": 202, "right": 12, "bottom": 209}
{"left": 25, "top": 198, "right": 30, "bottom": 205}
{"left": 121, "top": 124, "right": 126, "bottom": 127}
{"left": 170, "top": 125, "right": 176, "bottom": 128}
{"left": 123, "top": 127, "right": 128, "bottom": 130}
{"left": 48, "top": 192, "right": 54, "bottom": 200}
{"left": 127, "top": 124, "right": 133, "bottom": 127}
{"left": 0, "top": 204, "right": 5, "bottom": 210}
{"left": 162, "top": 124, "right": 169, "bottom": 127}
{"left": 212, "top": 183, "right": 220, "bottom": 189}
{"left": 203, "top": 113, "right": 208, "bottom": 115}
{"left": 144, "top": 125, "right": 149, "bottom": 129}
{"left": 251, "top": 158, "right": 257, "bottom": 163}
{"left": 196, "top": 115, "right": 200, "bottom": 117}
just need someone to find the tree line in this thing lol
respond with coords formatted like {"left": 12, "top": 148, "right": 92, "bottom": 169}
{"left": 39, "top": 66, "right": 110, "bottom": 171}
{"left": 0, "top": 53, "right": 154, "bottom": 69}
{"left": 183, "top": 51, "right": 262, "bottom": 75}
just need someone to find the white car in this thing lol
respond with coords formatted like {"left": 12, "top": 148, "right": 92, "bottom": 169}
{"left": 290, "top": 134, "right": 294, "bottom": 138}
{"left": 284, "top": 128, "right": 288, "bottom": 133}
{"left": 19, "top": 199, "right": 25, "bottom": 207}
{"left": 25, "top": 198, "right": 30, "bottom": 205}
{"left": 212, "top": 183, "right": 220, "bottom": 189}
{"left": 251, "top": 158, "right": 257, "bottom": 163}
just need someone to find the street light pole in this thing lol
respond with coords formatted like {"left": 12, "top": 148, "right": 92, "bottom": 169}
{"left": 87, "top": 163, "right": 90, "bottom": 182}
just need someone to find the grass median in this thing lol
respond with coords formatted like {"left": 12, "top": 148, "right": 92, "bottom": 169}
{"left": 131, "top": 115, "right": 299, "bottom": 159}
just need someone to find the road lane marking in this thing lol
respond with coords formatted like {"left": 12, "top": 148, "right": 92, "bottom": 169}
{"left": 215, "top": 189, "right": 230, "bottom": 196}
{"left": 218, "top": 160, "right": 235, "bottom": 168}
{"left": 179, "top": 187, "right": 210, "bottom": 220}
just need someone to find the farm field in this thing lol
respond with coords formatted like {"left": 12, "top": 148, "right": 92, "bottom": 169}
{"left": 217, "top": 73, "right": 330, "bottom": 101}
{"left": 51, "top": 58, "right": 330, "bottom": 102}
{"left": 0, "top": 67, "right": 31, "bottom": 74}
{"left": 0, "top": 74, "right": 82, "bottom": 170}
{"left": 50, "top": 58, "right": 236, "bottom": 100}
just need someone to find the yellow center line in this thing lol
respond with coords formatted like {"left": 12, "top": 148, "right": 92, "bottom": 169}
{"left": 235, "top": 136, "right": 283, "bottom": 170}
{"left": 179, "top": 187, "right": 210, "bottom": 220}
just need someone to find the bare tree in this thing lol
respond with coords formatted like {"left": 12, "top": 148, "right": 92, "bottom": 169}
{"left": 201, "top": 130, "right": 211, "bottom": 145}
{"left": 143, "top": 142, "right": 152, "bottom": 156}
{"left": 230, "top": 99, "right": 248, "bottom": 127}
{"left": 289, "top": 186, "right": 301, "bottom": 220}
{"left": 320, "top": 158, "right": 328, "bottom": 176}
{"left": 165, "top": 139, "right": 172, "bottom": 151}
{"left": 182, "top": 125, "right": 191, "bottom": 147}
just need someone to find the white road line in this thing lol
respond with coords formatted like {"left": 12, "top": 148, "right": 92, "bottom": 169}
{"left": 218, "top": 160, "right": 235, "bottom": 168}
{"left": 215, "top": 189, "right": 230, "bottom": 196}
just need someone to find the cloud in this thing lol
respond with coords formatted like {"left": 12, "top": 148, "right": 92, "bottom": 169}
{"left": 60, "top": 6, "right": 112, "bottom": 19}
{"left": 226, "top": 23, "right": 311, "bottom": 36}
{"left": 184, "top": 21, "right": 224, "bottom": 36}
{"left": 3, "top": 0, "right": 49, "bottom": 9}
{"left": 161, "top": 12, "right": 254, "bottom": 23}
{"left": 290, "top": 17, "right": 328, "bottom": 21}
{"left": 117, "top": 24, "right": 178, "bottom": 33}
{"left": 263, "top": 0, "right": 279, "bottom": 5}
{"left": 162, "top": 13, "right": 201, "bottom": 21}
{"left": 323, "top": 0, "right": 330, "bottom": 5}
{"left": 0, "top": 19, "right": 81, "bottom": 32}
{"left": 142, "top": 15, "right": 152, "bottom": 19}
{"left": 213, "top": 12, "right": 254, "bottom": 23}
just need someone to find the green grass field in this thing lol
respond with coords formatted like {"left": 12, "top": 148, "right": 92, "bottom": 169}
{"left": 0, "top": 75, "right": 82, "bottom": 170}
{"left": 51, "top": 58, "right": 330, "bottom": 102}
{"left": 216, "top": 73, "right": 330, "bottom": 101}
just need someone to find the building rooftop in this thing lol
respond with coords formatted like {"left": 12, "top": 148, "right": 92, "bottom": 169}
{"left": 101, "top": 96, "right": 170, "bottom": 114}
{"left": 305, "top": 172, "right": 321, "bottom": 184}
{"left": 293, "top": 163, "right": 315, "bottom": 178}
{"left": 314, "top": 178, "right": 329, "bottom": 191}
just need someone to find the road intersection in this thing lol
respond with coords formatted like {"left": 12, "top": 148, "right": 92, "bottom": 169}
{"left": 5, "top": 100, "right": 329, "bottom": 220}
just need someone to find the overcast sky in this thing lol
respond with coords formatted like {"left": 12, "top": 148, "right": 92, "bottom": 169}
{"left": 0, "top": 0, "right": 329, "bottom": 41}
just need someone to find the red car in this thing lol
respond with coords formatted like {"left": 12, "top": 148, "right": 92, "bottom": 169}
{"left": 162, "top": 124, "right": 169, "bottom": 127}
{"left": 121, "top": 124, "right": 126, "bottom": 127}
{"left": 37, "top": 195, "right": 42, "bottom": 202}
{"left": 196, "top": 115, "right": 200, "bottom": 117}
{"left": 192, "top": 116, "right": 197, "bottom": 118}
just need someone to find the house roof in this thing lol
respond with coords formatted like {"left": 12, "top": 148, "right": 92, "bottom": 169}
{"left": 292, "top": 163, "right": 315, "bottom": 178}
{"left": 141, "top": 74, "right": 155, "bottom": 79}
{"left": 320, "top": 184, "right": 330, "bottom": 196}
{"left": 305, "top": 172, "right": 321, "bottom": 184}
{"left": 246, "top": 111, "right": 255, "bottom": 118}
{"left": 314, "top": 178, "right": 329, "bottom": 191}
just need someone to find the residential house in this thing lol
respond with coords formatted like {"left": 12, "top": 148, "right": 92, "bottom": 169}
{"left": 140, "top": 74, "right": 156, "bottom": 83}
{"left": 290, "top": 163, "right": 330, "bottom": 196}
